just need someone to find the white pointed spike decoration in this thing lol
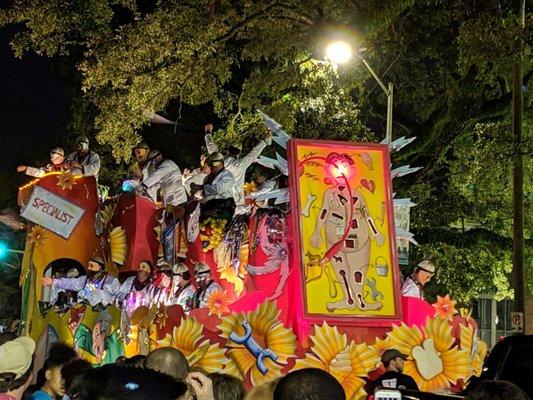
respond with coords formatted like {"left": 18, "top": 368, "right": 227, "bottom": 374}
{"left": 395, "top": 228, "right": 419, "bottom": 245}
{"left": 246, "top": 188, "right": 289, "bottom": 204}
{"left": 256, "top": 156, "right": 277, "bottom": 170}
{"left": 257, "top": 110, "right": 291, "bottom": 149}
{"left": 393, "top": 198, "right": 417, "bottom": 208}
{"left": 150, "top": 113, "right": 176, "bottom": 125}
{"left": 391, "top": 165, "right": 423, "bottom": 179}
{"left": 276, "top": 152, "right": 289, "bottom": 176}
{"left": 381, "top": 136, "right": 417, "bottom": 152}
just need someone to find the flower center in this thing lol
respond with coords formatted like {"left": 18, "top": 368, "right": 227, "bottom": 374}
{"left": 412, "top": 339, "right": 444, "bottom": 380}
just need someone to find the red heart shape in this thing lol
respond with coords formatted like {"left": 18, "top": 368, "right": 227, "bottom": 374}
{"left": 361, "top": 179, "right": 376, "bottom": 193}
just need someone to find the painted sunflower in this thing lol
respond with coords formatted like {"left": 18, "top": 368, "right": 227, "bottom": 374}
{"left": 459, "top": 324, "right": 488, "bottom": 377}
{"left": 157, "top": 317, "right": 238, "bottom": 377}
{"left": 432, "top": 295, "right": 458, "bottom": 319}
{"left": 295, "top": 323, "right": 379, "bottom": 400}
{"left": 28, "top": 225, "right": 47, "bottom": 246}
{"left": 205, "top": 289, "right": 232, "bottom": 318}
{"left": 219, "top": 301, "right": 296, "bottom": 386}
{"left": 387, "top": 319, "right": 471, "bottom": 392}
{"left": 56, "top": 172, "right": 77, "bottom": 190}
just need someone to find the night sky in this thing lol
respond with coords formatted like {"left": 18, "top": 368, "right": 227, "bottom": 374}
{"left": 0, "top": 17, "right": 68, "bottom": 172}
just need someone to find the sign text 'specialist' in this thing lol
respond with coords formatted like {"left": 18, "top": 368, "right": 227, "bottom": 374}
{"left": 21, "top": 186, "right": 86, "bottom": 239}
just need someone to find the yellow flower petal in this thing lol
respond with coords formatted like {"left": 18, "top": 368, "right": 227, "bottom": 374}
{"left": 171, "top": 317, "right": 203, "bottom": 355}
{"left": 424, "top": 317, "right": 454, "bottom": 353}
{"left": 440, "top": 348, "right": 471, "bottom": 383}
{"left": 229, "top": 348, "right": 256, "bottom": 378}
{"left": 387, "top": 323, "right": 424, "bottom": 355}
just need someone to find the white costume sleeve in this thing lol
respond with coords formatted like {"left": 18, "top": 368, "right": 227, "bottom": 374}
{"left": 142, "top": 160, "right": 187, "bottom": 206}
{"left": 116, "top": 276, "right": 134, "bottom": 305}
{"left": 53, "top": 276, "right": 87, "bottom": 292}
{"left": 82, "top": 152, "right": 101, "bottom": 177}
{"left": 204, "top": 134, "right": 219, "bottom": 155}
{"left": 240, "top": 140, "right": 267, "bottom": 170}
{"left": 67, "top": 151, "right": 101, "bottom": 177}
{"left": 25, "top": 166, "right": 48, "bottom": 178}
{"left": 141, "top": 162, "right": 172, "bottom": 188}
{"left": 401, "top": 277, "right": 422, "bottom": 298}
{"left": 203, "top": 170, "right": 236, "bottom": 200}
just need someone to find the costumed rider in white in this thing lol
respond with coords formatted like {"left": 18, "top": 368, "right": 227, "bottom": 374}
{"left": 66, "top": 136, "right": 101, "bottom": 177}
{"left": 149, "top": 260, "right": 176, "bottom": 307}
{"left": 17, "top": 147, "right": 68, "bottom": 177}
{"left": 42, "top": 256, "right": 120, "bottom": 311}
{"left": 191, "top": 262, "right": 221, "bottom": 309}
{"left": 190, "top": 152, "right": 238, "bottom": 218}
{"left": 401, "top": 258, "right": 436, "bottom": 301}
{"left": 116, "top": 260, "right": 153, "bottom": 314}
{"left": 204, "top": 123, "right": 272, "bottom": 206}
{"left": 135, "top": 150, "right": 187, "bottom": 207}
{"left": 173, "top": 262, "right": 195, "bottom": 313}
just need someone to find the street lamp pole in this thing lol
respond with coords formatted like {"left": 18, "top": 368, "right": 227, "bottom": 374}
{"left": 359, "top": 57, "right": 394, "bottom": 143}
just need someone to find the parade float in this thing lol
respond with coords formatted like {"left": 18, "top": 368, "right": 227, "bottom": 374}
{"left": 16, "top": 114, "right": 487, "bottom": 399}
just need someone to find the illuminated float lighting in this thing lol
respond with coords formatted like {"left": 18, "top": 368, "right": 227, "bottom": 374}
{"left": 18, "top": 172, "right": 82, "bottom": 191}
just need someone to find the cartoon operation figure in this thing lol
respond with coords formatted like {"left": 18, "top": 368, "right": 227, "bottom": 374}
{"left": 307, "top": 153, "right": 385, "bottom": 312}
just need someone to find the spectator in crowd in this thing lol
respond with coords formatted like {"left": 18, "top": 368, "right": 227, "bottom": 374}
{"left": 144, "top": 347, "right": 189, "bottom": 381}
{"left": 17, "top": 148, "right": 67, "bottom": 177}
{"left": 71, "top": 364, "right": 189, "bottom": 400}
{"left": 30, "top": 358, "right": 69, "bottom": 400}
{"left": 204, "top": 123, "right": 272, "bottom": 205}
{"left": 60, "top": 358, "right": 92, "bottom": 400}
{"left": 28, "top": 343, "right": 78, "bottom": 400}
{"left": 66, "top": 136, "right": 101, "bottom": 178}
{"left": 208, "top": 373, "right": 245, "bottom": 400}
{"left": 187, "top": 372, "right": 215, "bottom": 400}
{"left": 466, "top": 380, "right": 530, "bottom": 400}
{"left": 401, "top": 258, "right": 436, "bottom": 300}
{"left": 273, "top": 368, "right": 345, "bottom": 400}
{"left": 0, "top": 337, "right": 36, "bottom": 400}
{"left": 368, "top": 349, "right": 419, "bottom": 393}
{"left": 120, "top": 355, "right": 147, "bottom": 368}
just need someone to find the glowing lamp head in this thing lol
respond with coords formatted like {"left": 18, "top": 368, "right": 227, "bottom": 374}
{"left": 326, "top": 153, "right": 355, "bottom": 182}
{"left": 326, "top": 41, "right": 353, "bottom": 65}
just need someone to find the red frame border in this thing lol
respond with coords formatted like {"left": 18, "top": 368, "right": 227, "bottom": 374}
{"left": 288, "top": 138, "right": 403, "bottom": 327}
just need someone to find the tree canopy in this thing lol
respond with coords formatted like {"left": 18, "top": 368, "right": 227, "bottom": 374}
{"left": 1, "top": 0, "right": 531, "bottom": 303}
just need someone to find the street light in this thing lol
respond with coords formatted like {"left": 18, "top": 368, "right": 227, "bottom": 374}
{"left": 325, "top": 41, "right": 394, "bottom": 143}
{"left": 325, "top": 41, "right": 353, "bottom": 65}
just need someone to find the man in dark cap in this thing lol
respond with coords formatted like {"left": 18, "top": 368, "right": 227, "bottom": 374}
{"left": 66, "top": 136, "right": 101, "bottom": 177}
{"left": 368, "top": 349, "right": 419, "bottom": 393}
